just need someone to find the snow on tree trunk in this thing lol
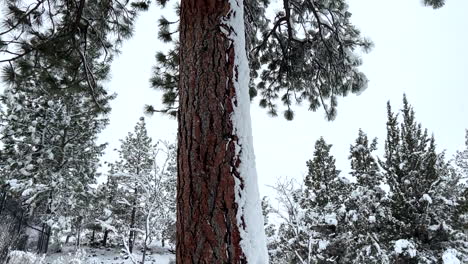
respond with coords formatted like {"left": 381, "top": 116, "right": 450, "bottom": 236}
{"left": 177, "top": 0, "right": 268, "bottom": 263}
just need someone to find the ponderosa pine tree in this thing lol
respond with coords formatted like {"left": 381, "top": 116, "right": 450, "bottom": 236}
{"left": 97, "top": 163, "right": 122, "bottom": 248}
{"left": 150, "top": 1, "right": 445, "bottom": 260}
{"left": 111, "top": 117, "right": 155, "bottom": 253}
{"left": 0, "top": 0, "right": 447, "bottom": 262}
{"left": 0, "top": 87, "right": 108, "bottom": 253}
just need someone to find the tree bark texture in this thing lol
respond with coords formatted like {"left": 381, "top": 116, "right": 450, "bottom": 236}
{"left": 177, "top": 0, "right": 247, "bottom": 263}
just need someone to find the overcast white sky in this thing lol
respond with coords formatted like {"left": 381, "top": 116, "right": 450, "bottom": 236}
{"left": 99, "top": 0, "right": 468, "bottom": 196}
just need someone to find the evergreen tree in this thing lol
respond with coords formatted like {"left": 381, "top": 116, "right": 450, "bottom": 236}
{"left": 349, "top": 129, "right": 382, "bottom": 188}
{"left": 284, "top": 137, "right": 351, "bottom": 263}
{"left": 269, "top": 139, "right": 353, "bottom": 264}
{"left": 380, "top": 96, "right": 466, "bottom": 263}
{"left": 111, "top": 117, "right": 154, "bottom": 253}
{"left": 0, "top": 87, "right": 108, "bottom": 253}
{"left": 345, "top": 129, "right": 390, "bottom": 263}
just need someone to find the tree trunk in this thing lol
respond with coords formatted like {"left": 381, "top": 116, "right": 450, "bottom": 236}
{"left": 37, "top": 224, "right": 51, "bottom": 254}
{"left": 102, "top": 229, "right": 109, "bottom": 247}
{"left": 177, "top": 0, "right": 267, "bottom": 262}
{"left": 44, "top": 225, "right": 51, "bottom": 253}
{"left": 16, "top": 211, "right": 23, "bottom": 235}
{"left": 37, "top": 224, "right": 45, "bottom": 253}
{"left": 91, "top": 229, "right": 95, "bottom": 244}
{"left": 141, "top": 232, "right": 149, "bottom": 264}
{"left": 76, "top": 224, "right": 81, "bottom": 250}
{"left": 0, "top": 189, "right": 6, "bottom": 214}
{"left": 129, "top": 188, "right": 137, "bottom": 253}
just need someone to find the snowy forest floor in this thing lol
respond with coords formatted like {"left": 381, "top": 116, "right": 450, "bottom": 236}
{"left": 12, "top": 246, "right": 175, "bottom": 264}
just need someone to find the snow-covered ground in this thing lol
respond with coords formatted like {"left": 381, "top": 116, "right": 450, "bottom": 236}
{"left": 8, "top": 246, "right": 175, "bottom": 264}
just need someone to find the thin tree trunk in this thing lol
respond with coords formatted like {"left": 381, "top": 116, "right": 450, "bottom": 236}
{"left": 37, "top": 224, "right": 45, "bottom": 253}
{"left": 141, "top": 231, "right": 149, "bottom": 264}
{"left": 44, "top": 225, "right": 50, "bottom": 253}
{"left": 129, "top": 187, "right": 137, "bottom": 253}
{"left": 102, "top": 229, "right": 109, "bottom": 247}
{"left": 76, "top": 224, "right": 81, "bottom": 250}
{"left": 0, "top": 189, "right": 6, "bottom": 215}
{"left": 37, "top": 224, "right": 50, "bottom": 254}
{"left": 16, "top": 211, "right": 23, "bottom": 234}
{"left": 177, "top": 0, "right": 266, "bottom": 262}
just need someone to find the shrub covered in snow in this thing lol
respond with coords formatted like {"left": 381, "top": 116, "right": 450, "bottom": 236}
{"left": 393, "top": 239, "right": 417, "bottom": 258}
{"left": 6, "top": 249, "right": 91, "bottom": 264}
{"left": 0, "top": 216, "right": 20, "bottom": 261}
{"left": 6, "top": 250, "right": 45, "bottom": 264}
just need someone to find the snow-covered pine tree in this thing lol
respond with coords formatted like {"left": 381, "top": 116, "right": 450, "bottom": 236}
{"left": 349, "top": 129, "right": 382, "bottom": 188}
{"left": 110, "top": 117, "right": 154, "bottom": 254}
{"left": 0, "top": 87, "right": 108, "bottom": 253}
{"left": 274, "top": 137, "right": 350, "bottom": 263}
{"left": 103, "top": 122, "right": 177, "bottom": 262}
{"left": 153, "top": 1, "right": 374, "bottom": 261}
{"left": 98, "top": 163, "right": 127, "bottom": 248}
{"left": 1, "top": 0, "right": 447, "bottom": 261}
{"left": 380, "top": 96, "right": 467, "bottom": 263}
{"left": 345, "top": 129, "right": 390, "bottom": 263}
{"left": 302, "top": 137, "right": 351, "bottom": 263}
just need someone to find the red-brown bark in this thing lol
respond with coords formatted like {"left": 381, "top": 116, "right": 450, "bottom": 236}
{"left": 177, "top": 0, "right": 247, "bottom": 263}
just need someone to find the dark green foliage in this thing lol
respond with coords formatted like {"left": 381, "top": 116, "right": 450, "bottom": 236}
{"left": 275, "top": 138, "right": 351, "bottom": 263}
{"left": 148, "top": 0, "right": 446, "bottom": 120}
{"left": 150, "top": 0, "right": 372, "bottom": 120}
{"left": 0, "top": 0, "right": 448, "bottom": 118}
{"left": 253, "top": 0, "right": 373, "bottom": 121}
{"left": 380, "top": 96, "right": 466, "bottom": 262}
{"left": 423, "top": 0, "right": 446, "bottom": 9}
{"left": 345, "top": 129, "right": 390, "bottom": 263}
{"left": 349, "top": 129, "right": 381, "bottom": 188}
{"left": 267, "top": 97, "right": 467, "bottom": 263}
{"left": 303, "top": 137, "right": 346, "bottom": 207}
{"left": 0, "top": 85, "right": 109, "bottom": 253}
{"left": 0, "top": 0, "right": 146, "bottom": 112}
